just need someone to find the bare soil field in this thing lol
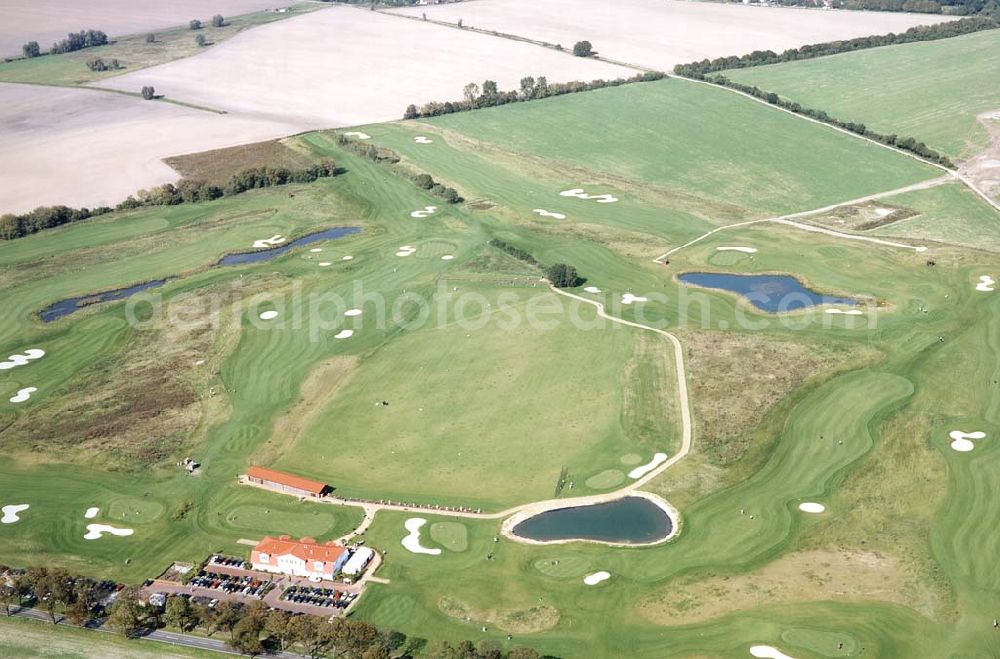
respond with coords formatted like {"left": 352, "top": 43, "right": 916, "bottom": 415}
{"left": 96, "top": 6, "right": 633, "bottom": 127}
{"left": 389, "top": 0, "right": 954, "bottom": 71}
{"left": 0, "top": 0, "right": 282, "bottom": 58}
{"left": 0, "top": 83, "right": 300, "bottom": 213}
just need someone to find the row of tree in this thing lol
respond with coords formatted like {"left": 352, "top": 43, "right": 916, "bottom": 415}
{"left": 85, "top": 56, "right": 121, "bottom": 72}
{"left": 486, "top": 239, "right": 583, "bottom": 288}
{"left": 704, "top": 75, "right": 955, "bottom": 167}
{"left": 673, "top": 15, "right": 999, "bottom": 76}
{"left": 1, "top": 566, "right": 111, "bottom": 626}
{"left": 403, "top": 71, "right": 666, "bottom": 119}
{"left": 736, "top": 0, "right": 999, "bottom": 14}
{"left": 22, "top": 29, "right": 109, "bottom": 58}
{"left": 335, "top": 134, "right": 465, "bottom": 204}
{"left": 0, "top": 160, "right": 339, "bottom": 240}
{"left": 413, "top": 173, "right": 463, "bottom": 204}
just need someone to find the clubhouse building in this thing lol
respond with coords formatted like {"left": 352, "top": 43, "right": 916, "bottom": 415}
{"left": 251, "top": 535, "right": 350, "bottom": 580}
{"left": 246, "top": 466, "right": 330, "bottom": 498}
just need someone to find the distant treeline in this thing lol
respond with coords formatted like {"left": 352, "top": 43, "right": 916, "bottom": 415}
{"left": 335, "top": 134, "right": 463, "bottom": 203}
{"left": 0, "top": 161, "right": 338, "bottom": 240}
{"left": 20, "top": 29, "right": 109, "bottom": 59}
{"left": 488, "top": 238, "right": 540, "bottom": 266}
{"left": 403, "top": 71, "right": 667, "bottom": 119}
{"left": 673, "top": 16, "right": 999, "bottom": 77}
{"left": 702, "top": 75, "right": 955, "bottom": 167}
{"left": 734, "top": 0, "right": 998, "bottom": 14}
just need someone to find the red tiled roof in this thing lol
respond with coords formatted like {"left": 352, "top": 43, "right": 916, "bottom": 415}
{"left": 247, "top": 466, "right": 327, "bottom": 494}
{"left": 253, "top": 536, "right": 346, "bottom": 564}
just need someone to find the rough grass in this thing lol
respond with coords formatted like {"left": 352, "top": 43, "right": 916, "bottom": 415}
{"left": 164, "top": 138, "right": 320, "bottom": 186}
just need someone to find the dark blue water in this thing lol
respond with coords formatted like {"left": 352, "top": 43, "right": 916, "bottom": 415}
{"left": 512, "top": 497, "right": 672, "bottom": 544}
{"left": 39, "top": 279, "right": 168, "bottom": 323}
{"left": 217, "top": 226, "right": 361, "bottom": 266}
{"left": 678, "top": 272, "right": 858, "bottom": 313}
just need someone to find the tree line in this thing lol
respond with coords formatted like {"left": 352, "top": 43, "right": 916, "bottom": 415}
{"left": 487, "top": 239, "right": 583, "bottom": 288}
{"left": 0, "top": 160, "right": 339, "bottom": 240}
{"left": 673, "top": 15, "right": 999, "bottom": 77}
{"left": 733, "top": 0, "right": 999, "bottom": 14}
{"left": 403, "top": 71, "right": 666, "bottom": 120}
{"left": 335, "top": 134, "right": 464, "bottom": 203}
{"left": 697, "top": 74, "right": 955, "bottom": 167}
{"left": 21, "top": 28, "right": 108, "bottom": 58}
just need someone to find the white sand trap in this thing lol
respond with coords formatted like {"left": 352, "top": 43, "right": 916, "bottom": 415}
{"left": 414, "top": 136, "right": 433, "bottom": 144}
{"left": 716, "top": 246, "right": 758, "bottom": 254}
{"left": 976, "top": 275, "right": 995, "bottom": 292}
{"left": 396, "top": 251, "right": 414, "bottom": 257}
{"left": 402, "top": 517, "right": 441, "bottom": 555}
{"left": 825, "top": 308, "right": 864, "bottom": 316}
{"left": 533, "top": 209, "right": 567, "bottom": 220}
{"left": 621, "top": 293, "right": 648, "bottom": 305}
{"left": 343, "top": 131, "right": 371, "bottom": 139}
{"left": 584, "top": 286, "right": 601, "bottom": 293}
{"left": 258, "top": 310, "right": 279, "bottom": 321}
{"left": 342, "top": 255, "right": 354, "bottom": 261}
{"left": 750, "top": 646, "right": 796, "bottom": 659}
{"left": 559, "top": 188, "right": 618, "bottom": 203}
{"left": 318, "top": 262, "right": 332, "bottom": 267}
{"left": 798, "top": 502, "right": 825, "bottom": 514}
{"left": 345, "top": 309, "right": 362, "bottom": 317}
{"left": 252, "top": 234, "right": 285, "bottom": 249}
{"left": 441, "top": 255, "right": 455, "bottom": 261}
{"left": 583, "top": 571, "right": 610, "bottom": 585}
{"left": 874, "top": 207, "right": 893, "bottom": 217}
{"left": 949, "top": 430, "right": 985, "bottom": 453}
{"left": 335, "top": 329, "right": 354, "bottom": 339}
{"left": 1, "top": 504, "right": 29, "bottom": 524}
{"left": 84, "top": 507, "right": 100, "bottom": 519}
{"left": 9, "top": 387, "right": 37, "bottom": 404}
{"left": 84, "top": 523, "right": 134, "bottom": 540}
{"left": 0, "top": 349, "right": 46, "bottom": 371}
{"left": 396, "top": 245, "right": 417, "bottom": 257}
{"left": 310, "top": 248, "right": 323, "bottom": 253}
{"left": 628, "top": 452, "right": 667, "bottom": 479}
{"left": 410, "top": 206, "right": 438, "bottom": 219}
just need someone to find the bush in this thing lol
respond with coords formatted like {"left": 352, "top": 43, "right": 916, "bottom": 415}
{"left": 211, "top": 14, "right": 225, "bottom": 27}
{"left": 145, "top": 33, "right": 155, "bottom": 43}
{"left": 141, "top": 85, "right": 155, "bottom": 100}
{"left": 572, "top": 40, "right": 593, "bottom": 57}
{"left": 189, "top": 19, "right": 202, "bottom": 30}
{"left": 86, "top": 57, "right": 120, "bottom": 72}
{"left": 49, "top": 29, "right": 108, "bottom": 54}
{"left": 546, "top": 263, "right": 582, "bottom": 288}
{"left": 488, "top": 239, "right": 538, "bottom": 266}
{"left": 195, "top": 34, "right": 207, "bottom": 47}
{"left": 22, "top": 41, "right": 40, "bottom": 58}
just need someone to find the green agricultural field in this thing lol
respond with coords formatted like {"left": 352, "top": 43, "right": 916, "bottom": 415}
{"left": 1, "top": 74, "right": 1000, "bottom": 658}
{"left": 726, "top": 29, "right": 1000, "bottom": 159}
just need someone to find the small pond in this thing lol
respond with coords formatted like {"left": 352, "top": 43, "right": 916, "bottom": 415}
{"left": 39, "top": 279, "right": 168, "bottom": 323}
{"left": 217, "top": 226, "right": 361, "bottom": 266}
{"left": 511, "top": 496, "right": 672, "bottom": 544}
{"left": 678, "top": 272, "right": 858, "bottom": 313}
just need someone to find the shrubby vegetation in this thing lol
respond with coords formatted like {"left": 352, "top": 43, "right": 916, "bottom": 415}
{"left": 488, "top": 238, "right": 540, "bottom": 266}
{"left": 572, "top": 40, "right": 594, "bottom": 57}
{"left": 212, "top": 14, "right": 226, "bottom": 28}
{"left": 85, "top": 57, "right": 121, "bottom": 72}
{"left": 673, "top": 16, "right": 999, "bottom": 76}
{"left": 21, "top": 29, "right": 108, "bottom": 59}
{"left": 336, "top": 134, "right": 464, "bottom": 203}
{"left": 141, "top": 85, "right": 155, "bottom": 100}
{"left": 189, "top": 19, "right": 202, "bottom": 30}
{"left": 487, "top": 239, "right": 585, "bottom": 288}
{"left": 0, "top": 161, "right": 338, "bottom": 240}
{"left": 736, "top": 0, "right": 999, "bottom": 14}
{"left": 403, "top": 71, "right": 666, "bottom": 119}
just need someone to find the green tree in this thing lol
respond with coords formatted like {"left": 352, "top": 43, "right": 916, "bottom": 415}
{"left": 403, "top": 103, "right": 419, "bottom": 119}
{"left": 546, "top": 263, "right": 581, "bottom": 288}
{"left": 230, "top": 615, "right": 264, "bottom": 655}
{"left": 213, "top": 601, "right": 243, "bottom": 642}
{"left": 481, "top": 79, "right": 498, "bottom": 99}
{"left": 507, "top": 647, "right": 542, "bottom": 659}
{"left": 212, "top": 14, "right": 225, "bottom": 27}
{"left": 462, "top": 82, "right": 480, "bottom": 106}
{"left": 264, "top": 609, "right": 292, "bottom": 650}
{"left": 106, "top": 587, "right": 143, "bottom": 637}
{"left": 195, "top": 34, "right": 207, "bottom": 47}
{"left": 146, "top": 33, "right": 155, "bottom": 43}
{"left": 0, "top": 581, "right": 15, "bottom": 616}
{"left": 572, "top": 40, "right": 593, "bottom": 57}
{"left": 22, "top": 41, "right": 40, "bottom": 58}
{"left": 519, "top": 76, "right": 535, "bottom": 99}
{"left": 163, "top": 595, "right": 196, "bottom": 631}
{"left": 141, "top": 86, "right": 155, "bottom": 100}
{"left": 189, "top": 19, "right": 202, "bottom": 30}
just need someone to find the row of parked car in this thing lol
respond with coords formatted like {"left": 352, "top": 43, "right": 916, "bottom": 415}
{"left": 189, "top": 570, "right": 273, "bottom": 598}
{"left": 208, "top": 555, "right": 250, "bottom": 570}
{"left": 280, "top": 584, "right": 357, "bottom": 609}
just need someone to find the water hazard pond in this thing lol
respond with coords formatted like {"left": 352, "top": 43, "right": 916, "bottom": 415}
{"left": 511, "top": 496, "right": 673, "bottom": 544}
{"left": 39, "top": 226, "right": 361, "bottom": 322}
{"left": 678, "top": 272, "right": 859, "bottom": 313}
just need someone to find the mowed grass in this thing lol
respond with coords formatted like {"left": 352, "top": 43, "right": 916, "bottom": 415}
{"left": 871, "top": 182, "right": 1000, "bottom": 252}
{"left": 417, "top": 79, "right": 939, "bottom": 215}
{"left": 0, "top": 4, "right": 320, "bottom": 86}
{"left": 726, "top": 29, "right": 1000, "bottom": 159}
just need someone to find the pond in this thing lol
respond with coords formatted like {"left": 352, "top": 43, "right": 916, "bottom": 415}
{"left": 678, "top": 272, "right": 858, "bottom": 313}
{"left": 39, "top": 279, "right": 168, "bottom": 323}
{"left": 217, "top": 226, "right": 361, "bottom": 266}
{"left": 511, "top": 496, "right": 673, "bottom": 544}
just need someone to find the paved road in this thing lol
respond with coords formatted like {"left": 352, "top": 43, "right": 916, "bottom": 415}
{"left": 8, "top": 605, "right": 307, "bottom": 658}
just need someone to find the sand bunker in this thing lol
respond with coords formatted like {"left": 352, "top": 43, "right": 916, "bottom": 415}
{"left": 533, "top": 209, "right": 567, "bottom": 220}
{"left": 9, "top": 387, "right": 37, "bottom": 404}
{"left": 342, "top": 255, "right": 354, "bottom": 261}
{"left": 976, "top": 275, "right": 995, "bottom": 292}
{"left": 84, "top": 523, "right": 134, "bottom": 540}
{"left": 1, "top": 504, "right": 29, "bottom": 524}
{"left": 345, "top": 309, "right": 363, "bottom": 317}
{"left": 750, "top": 646, "right": 796, "bottom": 659}
{"left": 252, "top": 235, "right": 286, "bottom": 249}
{"left": 798, "top": 502, "right": 825, "bottom": 514}
{"left": 559, "top": 188, "right": 618, "bottom": 204}
{"left": 335, "top": 329, "right": 354, "bottom": 339}
{"left": 0, "top": 349, "right": 46, "bottom": 370}
{"left": 621, "top": 293, "right": 648, "bottom": 305}
{"left": 825, "top": 309, "right": 864, "bottom": 316}
{"left": 343, "top": 131, "right": 371, "bottom": 139}
{"left": 402, "top": 517, "right": 441, "bottom": 555}
{"left": 414, "top": 136, "right": 433, "bottom": 144}
{"left": 442, "top": 255, "right": 455, "bottom": 260}
{"left": 396, "top": 245, "right": 417, "bottom": 257}
{"left": 410, "top": 206, "right": 438, "bottom": 219}
{"left": 584, "top": 286, "right": 601, "bottom": 293}
{"left": 319, "top": 262, "right": 332, "bottom": 267}
{"left": 628, "top": 452, "right": 667, "bottom": 479}
{"left": 310, "top": 248, "right": 323, "bottom": 253}
{"left": 583, "top": 571, "right": 610, "bottom": 585}
{"left": 84, "top": 507, "right": 100, "bottom": 519}
{"left": 949, "top": 430, "right": 985, "bottom": 452}
{"left": 874, "top": 207, "right": 893, "bottom": 217}
{"left": 259, "top": 310, "right": 279, "bottom": 320}
{"left": 716, "top": 246, "right": 758, "bottom": 254}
